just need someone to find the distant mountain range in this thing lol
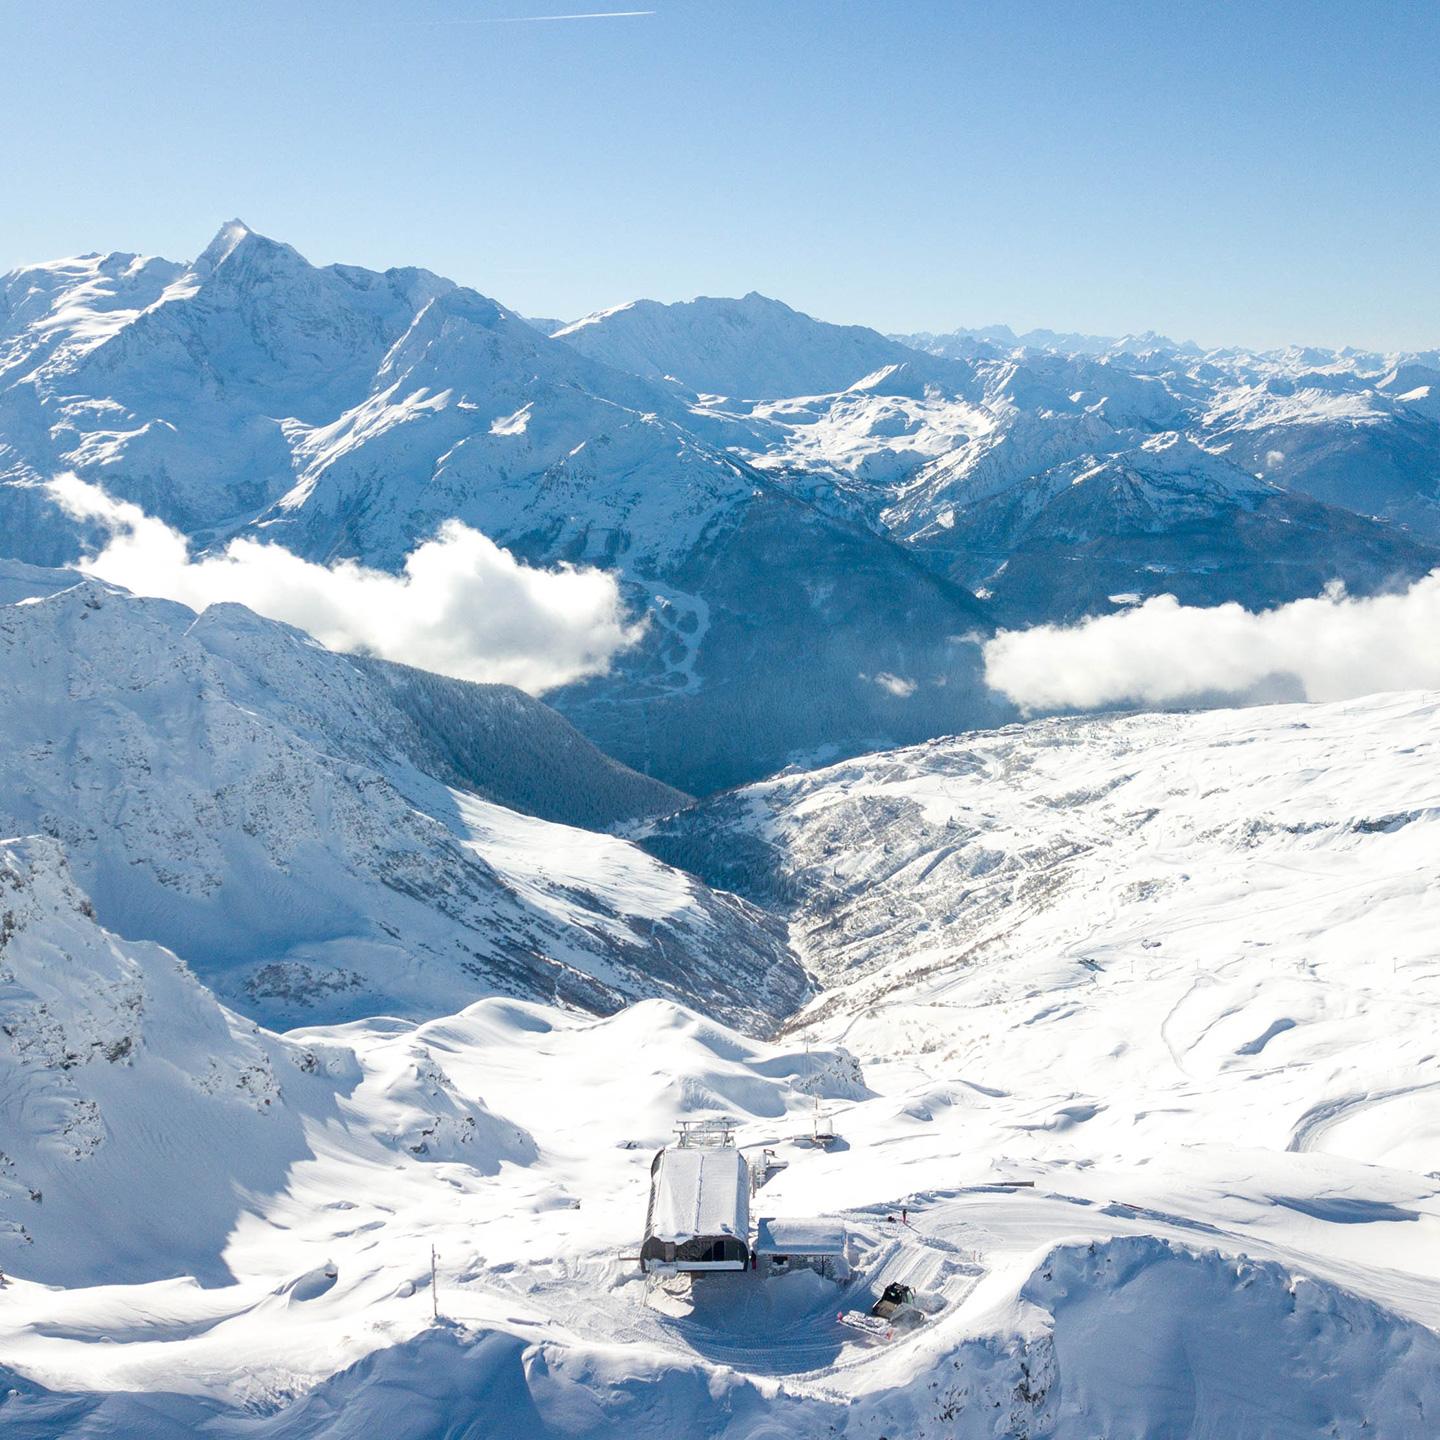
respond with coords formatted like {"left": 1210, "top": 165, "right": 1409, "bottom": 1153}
{"left": 892, "top": 323, "right": 1204, "bottom": 359}
{"left": 3, "top": 222, "right": 1437, "bottom": 790}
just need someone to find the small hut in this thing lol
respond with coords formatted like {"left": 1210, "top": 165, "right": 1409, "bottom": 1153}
{"left": 753, "top": 1217, "right": 848, "bottom": 1279}
{"left": 641, "top": 1142, "right": 751, "bottom": 1273}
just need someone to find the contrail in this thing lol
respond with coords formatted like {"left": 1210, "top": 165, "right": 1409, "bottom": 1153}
{"left": 232, "top": 9, "right": 655, "bottom": 35}
{"left": 447, "top": 9, "right": 655, "bottom": 21}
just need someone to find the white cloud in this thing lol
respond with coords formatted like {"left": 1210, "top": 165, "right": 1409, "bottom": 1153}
{"left": 48, "top": 475, "right": 643, "bottom": 694}
{"left": 983, "top": 574, "right": 1440, "bottom": 714}
{"left": 869, "top": 672, "right": 918, "bottom": 698}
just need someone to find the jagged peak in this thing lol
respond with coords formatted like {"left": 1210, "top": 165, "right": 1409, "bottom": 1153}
{"left": 734, "top": 290, "right": 795, "bottom": 311}
{"left": 195, "top": 218, "right": 254, "bottom": 270}
{"left": 192, "top": 219, "right": 307, "bottom": 279}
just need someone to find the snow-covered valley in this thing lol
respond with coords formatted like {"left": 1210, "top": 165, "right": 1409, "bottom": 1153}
{"left": 3, "top": 673, "right": 1438, "bottom": 1436}
{"left": 3, "top": 220, "right": 1439, "bottom": 1436}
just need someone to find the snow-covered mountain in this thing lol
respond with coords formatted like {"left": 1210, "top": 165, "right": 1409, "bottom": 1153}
{"left": 0, "top": 834, "right": 380, "bottom": 1288}
{"left": 334, "top": 654, "right": 688, "bottom": 831}
{"left": 1201, "top": 360, "right": 1440, "bottom": 539}
{"left": 4, "top": 690, "right": 1439, "bottom": 1435}
{"left": 0, "top": 564, "right": 803, "bottom": 1030}
{"left": 4, "top": 225, "right": 1440, "bottom": 792}
{"left": 644, "top": 688, "right": 1440, "bottom": 1015}
{"left": 891, "top": 332, "right": 1440, "bottom": 539}
{"left": 0, "top": 225, "right": 1010, "bottom": 792}
{"left": 884, "top": 425, "right": 1440, "bottom": 621}
{"left": 553, "top": 291, "right": 951, "bottom": 401}
{"left": 894, "top": 323, "right": 1201, "bottom": 361}
{"left": 548, "top": 290, "right": 1440, "bottom": 628}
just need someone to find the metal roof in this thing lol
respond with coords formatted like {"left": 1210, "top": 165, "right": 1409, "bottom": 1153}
{"left": 647, "top": 1145, "right": 750, "bottom": 1244}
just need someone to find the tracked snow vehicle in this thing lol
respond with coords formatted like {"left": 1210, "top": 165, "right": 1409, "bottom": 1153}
{"left": 838, "top": 1281, "right": 926, "bottom": 1339}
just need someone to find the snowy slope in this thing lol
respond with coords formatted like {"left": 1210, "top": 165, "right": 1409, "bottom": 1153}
{"left": 1201, "top": 366, "right": 1440, "bottom": 538}
{"left": 553, "top": 292, "right": 950, "bottom": 401}
{"left": 723, "top": 363, "right": 996, "bottom": 490}
{"left": 0, "top": 835, "right": 408, "bottom": 1287}
{"left": 0, "top": 850, "right": 865, "bottom": 1423}
{"left": 354, "top": 655, "right": 689, "bottom": 829}
{"left": 884, "top": 426, "right": 1440, "bottom": 620}
{"left": 0, "top": 567, "right": 803, "bottom": 1030}
{"left": 646, "top": 691, "right": 1440, "bottom": 1168}
{"left": 650, "top": 690, "right": 1437, "bottom": 953}
{"left": 255, "top": 283, "right": 751, "bottom": 575}
{"left": 3, "top": 692, "right": 1440, "bottom": 1436}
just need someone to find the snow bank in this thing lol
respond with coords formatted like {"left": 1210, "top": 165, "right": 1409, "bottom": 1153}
{"left": 7, "top": 1236, "right": 1437, "bottom": 1438}
{"left": 1023, "top": 1236, "right": 1440, "bottom": 1438}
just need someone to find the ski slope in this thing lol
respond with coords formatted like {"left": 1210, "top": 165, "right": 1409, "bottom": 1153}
{"left": 3, "top": 692, "right": 1439, "bottom": 1434}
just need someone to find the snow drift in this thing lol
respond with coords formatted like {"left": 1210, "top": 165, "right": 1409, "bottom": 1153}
{"left": 4, "top": 1234, "right": 1436, "bottom": 1437}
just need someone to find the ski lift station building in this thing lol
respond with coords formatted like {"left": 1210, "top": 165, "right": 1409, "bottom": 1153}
{"left": 641, "top": 1142, "right": 751, "bottom": 1273}
{"left": 753, "top": 1216, "right": 849, "bottom": 1279}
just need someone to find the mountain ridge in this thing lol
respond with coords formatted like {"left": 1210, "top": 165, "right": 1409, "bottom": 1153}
{"left": 3, "top": 222, "right": 1439, "bottom": 792}
{"left": 0, "top": 562, "right": 804, "bottom": 1030}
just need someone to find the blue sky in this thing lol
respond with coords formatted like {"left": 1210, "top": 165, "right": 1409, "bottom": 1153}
{"left": 4, "top": 0, "right": 1437, "bottom": 349}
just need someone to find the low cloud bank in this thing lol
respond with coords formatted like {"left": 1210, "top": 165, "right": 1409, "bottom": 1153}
{"left": 983, "top": 575, "right": 1440, "bottom": 713}
{"left": 48, "top": 476, "right": 642, "bottom": 694}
